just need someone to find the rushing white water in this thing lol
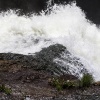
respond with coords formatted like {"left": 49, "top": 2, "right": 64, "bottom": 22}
{"left": 0, "top": 3, "right": 100, "bottom": 81}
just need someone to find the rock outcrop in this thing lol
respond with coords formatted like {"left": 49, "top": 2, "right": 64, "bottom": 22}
{"left": 0, "top": 44, "right": 87, "bottom": 76}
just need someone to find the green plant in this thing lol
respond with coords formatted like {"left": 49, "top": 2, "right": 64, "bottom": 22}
{"left": 62, "top": 80, "right": 78, "bottom": 89}
{"left": 56, "top": 84, "right": 62, "bottom": 91}
{"left": 79, "top": 74, "right": 94, "bottom": 87}
{"left": 51, "top": 78, "right": 62, "bottom": 91}
{"left": 49, "top": 78, "right": 78, "bottom": 90}
{"left": 0, "top": 84, "right": 12, "bottom": 95}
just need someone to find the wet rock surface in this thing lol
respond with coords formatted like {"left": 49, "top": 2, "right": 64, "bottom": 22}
{"left": 0, "top": 44, "right": 100, "bottom": 100}
{"left": 0, "top": 44, "right": 87, "bottom": 76}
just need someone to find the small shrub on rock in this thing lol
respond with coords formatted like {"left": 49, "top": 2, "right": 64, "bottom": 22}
{"left": 50, "top": 78, "right": 62, "bottom": 91}
{"left": 0, "top": 84, "right": 12, "bottom": 95}
{"left": 48, "top": 77, "right": 78, "bottom": 90}
{"left": 79, "top": 74, "right": 94, "bottom": 87}
{"left": 62, "top": 80, "right": 75, "bottom": 89}
{"left": 49, "top": 73, "right": 94, "bottom": 90}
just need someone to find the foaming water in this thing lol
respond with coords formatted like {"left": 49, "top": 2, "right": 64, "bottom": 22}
{"left": 0, "top": 3, "right": 100, "bottom": 81}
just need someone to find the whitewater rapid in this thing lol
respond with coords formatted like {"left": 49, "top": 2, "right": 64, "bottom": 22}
{"left": 0, "top": 3, "right": 100, "bottom": 81}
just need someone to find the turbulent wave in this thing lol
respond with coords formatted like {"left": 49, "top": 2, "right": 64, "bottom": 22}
{"left": 0, "top": 2, "right": 100, "bottom": 81}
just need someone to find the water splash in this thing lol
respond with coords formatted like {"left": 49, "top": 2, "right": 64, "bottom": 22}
{"left": 0, "top": 3, "right": 100, "bottom": 81}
